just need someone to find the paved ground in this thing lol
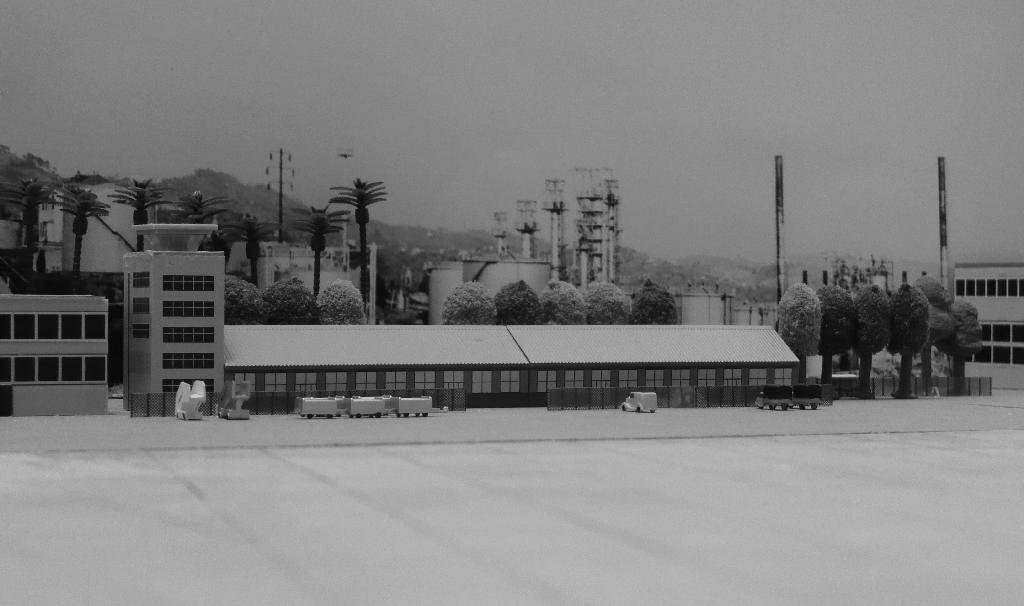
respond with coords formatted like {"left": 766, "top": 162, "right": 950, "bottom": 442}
{"left": 3, "top": 393, "right": 1024, "bottom": 605}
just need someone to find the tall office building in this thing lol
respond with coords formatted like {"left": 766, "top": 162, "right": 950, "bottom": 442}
{"left": 123, "top": 224, "right": 224, "bottom": 396}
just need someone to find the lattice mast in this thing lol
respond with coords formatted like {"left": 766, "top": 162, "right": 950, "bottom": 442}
{"left": 542, "top": 179, "right": 567, "bottom": 281}
{"left": 515, "top": 199, "right": 539, "bottom": 259}
{"left": 266, "top": 148, "right": 294, "bottom": 243}
{"left": 602, "top": 174, "right": 620, "bottom": 284}
{"left": 573, "top": 168, "right": 606, "bottom": 290}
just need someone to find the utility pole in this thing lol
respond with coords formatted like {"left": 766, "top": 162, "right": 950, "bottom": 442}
{"left": 603, "top": 176, "right": 620, "bottom": 284}
{"left": 266, "top": 148, "right": 294, "bottom": 242}
{"left": 938, "top": 157, "right": 950, "bottom": 293}
{"left": 775, "top": 155, "right": 785, "bottom": 303}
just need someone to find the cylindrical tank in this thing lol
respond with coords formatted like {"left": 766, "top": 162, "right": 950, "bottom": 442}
{"left": 461, "top": 258, "right": 550, "bottom": 296}
{"left": 427, "top": 262, "right": 465, "bottom": 325}
{"left": 676, "top": 292, "right": 727, "bottom": 325}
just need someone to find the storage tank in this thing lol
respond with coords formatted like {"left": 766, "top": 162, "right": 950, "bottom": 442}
{"left": 62, "top": 184, "right": 135, "bottom": 273}
{"left": 427, "top": 261, "right": 465, "bottom": 325}
{"left": 676, "top": 291, "right": 729, "bottom": 325}
{"left": 461, "top": 258, "right": 550, "bottom": 296}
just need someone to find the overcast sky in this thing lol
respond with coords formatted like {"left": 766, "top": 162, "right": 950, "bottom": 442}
{"left": 3, "top": 1, "right": 1023, "bottom": 264}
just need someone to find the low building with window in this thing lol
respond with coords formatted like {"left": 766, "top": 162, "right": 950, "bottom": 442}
{"left": 0, "top": 294, "right": 108, "bottom": 416}
{"left": 955, "top": 262, "right": 1024, "bottom": 388}
{"left": 223, "top": 324, "right": 798, "bottom": 407}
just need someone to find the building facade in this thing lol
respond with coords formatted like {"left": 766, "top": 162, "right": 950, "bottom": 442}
{"left": 955, "top": 262, "right": 1024, "bottom": 388}
{"left": 0, "top": 294, "right": 108, "bottom": 415}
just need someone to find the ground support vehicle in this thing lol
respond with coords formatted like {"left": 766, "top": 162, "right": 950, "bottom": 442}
{"left": 299, "top": 397, "right": 342, "bottom": 419}
{"left": 755, "top": 385, "right": 794, "bottom": 411}
{"left": 349, "top": 396, "right": 388, "bottom": 418}
{"left": 388, "top": 396, "right": 437, "bottom": 417}
{"left": 620, "top": 391, "right": 657, "bottom": 413}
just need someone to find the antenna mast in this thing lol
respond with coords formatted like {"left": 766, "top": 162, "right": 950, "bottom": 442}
{"left": 266, "top": 148, "right": 294, "bottom": 242}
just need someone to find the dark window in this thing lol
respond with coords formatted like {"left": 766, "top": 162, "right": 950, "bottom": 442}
{"left": 993, "top": 324, "right": 1011, "bottom": 343}
{"left": 955, "top": 279, "right": 965, "bottom": 297}
{"left": 1011, "top": 280, "right": 1019, "bottom": 297}
{"left": 62, "top": 314, "right": 82, "bottom": 339}
{"left": 0, "top": 314, "right": 9, "bottom": 339}
{"left": 132, "top": 272, "right": 150, "bottom": 288}
{"left": 132, "top": 324, "right": 150, "bottom": 339}
{"left": 14, "top": 357, "right": 35, "bottom": 382}
{"left": 1019, "top": 280, "right": 1024, "bottom": 296}
{"left": 37, "top": 314, "right": 59, "bottom": 339}
{"left": 993, "top": 346, "right": 1012, "bottom": 364}
{"left": 163, "top": 301, "right": 215, "bottom": 317}
{"left": 161, "top": 378, "right": 215, "bottom": 393}
{"left": 998, "top": 279, "right": 1008, "bottom": 297}
{"left": 1014, "top": 325, "right": 1024, "bottom": 343}
{"left": 162, "top": 326, "right": 215, "bottom": 343}
{"left": 84, "top": 314, "right": 105, "bottom": 339}
{"left": 14, "top": 314, "right": 34, "bottom": 339}
{"left": 965, "top": 280, "right": 976, "bottom": 296}
{"left": 1014, "top": 348, "right": 1024, "bottom": 365}
{"left": 84, "top": 357, "right": 106, "bottom": 381}
{"left": 987, "top": 279, "right": 997, "bottom": 296}
{"left": 162, "top": 352, "right": 215, "bottom": 369}
{"left": 61, "top": 357, "right": 82, "bottom": 382}
{"left": 0, "top": 357, "right": 9, "bottom": 381}
{"left": 163, "top": 275, "right": 215, "bottom": 291}
{"left": 38, "top": 357, "right": 59, "bottom": 381}
{"left": 132, "top": 298, "right": 150, "bottom": 314}
{"left": 982, "top": 324, "right": 992, "bottom": 341}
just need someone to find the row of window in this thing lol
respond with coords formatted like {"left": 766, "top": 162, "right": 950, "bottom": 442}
{"left": 133, "top": 299, "right": 215, "bottom": 317}
{"left": 0, "top": 355, "right": 106, "bottom": 383}
{"left": 956, "top": 278, "right": 1024, "bottom": 298}
{"left": 0, "top": 313, "right": 106, "bottom": 341}
{"left": 132, "top": 325, "right": 215, "bottom": 343}
{"left": 971, "top": 322, "right": 1024, "bottom": 365}
{"left": 230, "top": 367, "right": 793, "bottom": 393}
{"left": 161, "top": 378, "right": 215, "bottom": 393}
{"left": 162, "top": 353, "right": 215, "bottom": 369}
{"left": 132, "top": 273, "right": 215, "bottom": 292}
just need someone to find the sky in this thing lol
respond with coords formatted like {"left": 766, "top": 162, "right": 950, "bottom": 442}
{"left": 2, "top": 1, "right": 1024, "bottom": 265}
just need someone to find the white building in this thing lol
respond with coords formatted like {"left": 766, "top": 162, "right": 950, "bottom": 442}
{"left": 955, "top": 262, "right": 1024, "bottom": 388}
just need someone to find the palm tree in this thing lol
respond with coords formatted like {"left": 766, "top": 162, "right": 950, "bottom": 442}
{"left": 56, "top": 185, "right": 111, "bottom": 279}
{"left": 221, "top": 214, "right": 278, "bottom": 286}
{"left": 329, "top": 179, "right": 387, "bottom": 305}
{"left": 110, "top": 178, "right": 168, "bottom": 250}
{"left": 292, "top": 205, "right": 349, "bottom": 298}
{"left": 171, "top": 190, "right": 232, "bottom": 257}
{"left": 0, "top": 177, "right": 52, "bottom": 273}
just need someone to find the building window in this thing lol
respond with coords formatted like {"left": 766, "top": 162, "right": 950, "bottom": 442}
{"left": 13, "top": 314, "right": 34, "bottom": 339}
{"left": 775, "top": 368, "right": 794, "bottom": 384}
{"left": 294, "top": 372, "right": 318, "bottom": 393}
{"left": 697, "top": 368, "right": 717, "bottom": 386}
{"left": 965, "top": 280, "right": 976, "bottom": 296}
{"left": 669, "top": 369, "right": 691, "bottom": 386}
{"left": 414, "top": 371, "right": 435, "bottom": 390}
{"left": 161, "top": 378, "right": 215, "bottom": 393}
{"left": 163, "top": 326, "right": 215, "bottom": 343}
{"left": 133, "top": 272, "right": 150, "bottom": 288}
{"left": 472, "top": 371, "right": 492, "bottom": 393}
{"left": 987, "top": 279, "right": 997, "bottom": 297}
{"left": 973, "top": 346, "right": 991, "bottom": 363}
{"left": 61, "top": 357, "right": 82, "bottom": 382}
{"left": 38, "top": 357, "right": 59, "bottom": 382}
{"left": 619, "top": 369, "right": 638, "bottom": 387}
{"left": 992, "top": 324, "right": 1011, "bottom": 343}
{"left": 564, "top": 369, "right": 585, "bottom": 388}
{"left": 14, "top": 357, "right": 34, "bottom": 382}
{"left": 62, "top": 314, "right": 82, "bottom": 339}
{"left": 84, "top": 314, "right": 105, "bottom": 339}
{"left": 384, "top": 371, "right": 407, "bottom": 391}
{"left": 0, "top": 314, "right": 9, "bottom": 340}
{"left": 355, "top": 371, "right": 376, "bottom": 391}
{"left": 132, "top": 298, "right": 150, "bottom": 314}
{"left": 749, "top": 368, "right": 768, "bottom": 385}
{"left": 955, "top": 279, "right": 965, "bottom": 296}
{"left": 722, "top": 368, "right": 743, "bottom": 386}
{"left": 131, "top": 324, "right": 149, "bottom": 339}
{"left": 535, "top": 370, "right": 557, "bottom": 392}
{"left": 163, "top": 275, "right": 215, "bottom": 291}
{"left": 325, "top": 371, "right": 346, "bottom": 392}
{"left": 998, "top": 279, "right": 1008, "bottom": 297}
{"left": 0, "top": 357, "right": 9, "bottom": 382}
{"left": 162, "top": 353, "right": 215, "bottom": 369}
{"left": 992, "top": 346, "right": 1012, "bottom": 364}
{"left": 500, "top": 370, "right": 519, "bottom": 392}
{"left": 38, "top": 314, "right": 59, "bottom": 339}
{"left": 442, "top": 370, "right": 464, "bottom": 389}
{"left": 233, "top": 372, "right": 256, "bottom": 389}
{"left": 1011, "top": 280, "right": 1020, "bottom": 297}
{"left": 591, "top": 370, "right": 611, "bottom": 388}
{"left": 163, "top": 301, "right": 215, "bottom": 317}
{"left": 263, "top": 372, "right": 287, "bottom": 392}
{"left": 644, "top": 369, "right": 664, "bottom": 387}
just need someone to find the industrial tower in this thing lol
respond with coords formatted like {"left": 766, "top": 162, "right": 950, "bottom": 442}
{"left": 515, "top": 199, "right": 538, "bottom": 259}
{"left": 542, "top": 179, "right": 566, "bottom": 281}
{"left": 491, "top": 211, "right": 509, "bottom": 258}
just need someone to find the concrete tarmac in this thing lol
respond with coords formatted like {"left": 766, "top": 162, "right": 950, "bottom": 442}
{"left": 2, "top": 394, "right": 1024, "bottom": 605}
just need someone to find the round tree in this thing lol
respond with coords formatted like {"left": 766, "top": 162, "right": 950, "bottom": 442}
{"left": 317, "top": 279, "right": 365, "bottom": 325}
{"left": 913, "top": 274, "right": 954, "bottom": 386}
{"left": 777, "top": 283, "right": 822, "bottom": 381}
{"left": 935, "top": 300, "right": 983, "bottom": 391}
{"left": 887, "top": 283, "right": 930, "bottom": 398}
{"left": 539, "top": 280, "right": 586, "bottom": 324}
{"left": 441, "top": 282, "right": 496, "bottom": 325}
{"left": 224, "top": 276, "right": 266, "bottom": 325}
{"left": 262, "top": 277, "right": 318, "bottom": 325}
{"left": 494, "top": 280, "right": 541, "bottom": 325}
{"left": 630, "top": 279, "right": 677, "bottom": 324}
{"left": 816, "top": 285, "right": 857, "bottom": 383}
{"left": 584, "top": 282, "right": 630, "bottom": 324}
{"left": 853, "top": 284, "right": 892, "bottom": 398}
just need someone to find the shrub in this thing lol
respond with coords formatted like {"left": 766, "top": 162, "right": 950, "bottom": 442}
{"left": 630, "top": 279, "right": 676, "bottom": 324}
{"left": 317, "top": 279, "right": 365, "bottom": 325}
{"left": 262, "top": 277, "right": 318, "bottom": 324}
{"left": 539, "top": 280, "right": 586, "bottom": 324}
{"left": 494, "top": 280, "right": 541, "bottom": 325}
{"left": 224, "top": 275, "right": 266, "bottom": 325}
{"left": 442, "top": 281, "right": 496, "bottom": 325}
{"left": 584, "top": 282, "right": 630, "bottom": 324}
